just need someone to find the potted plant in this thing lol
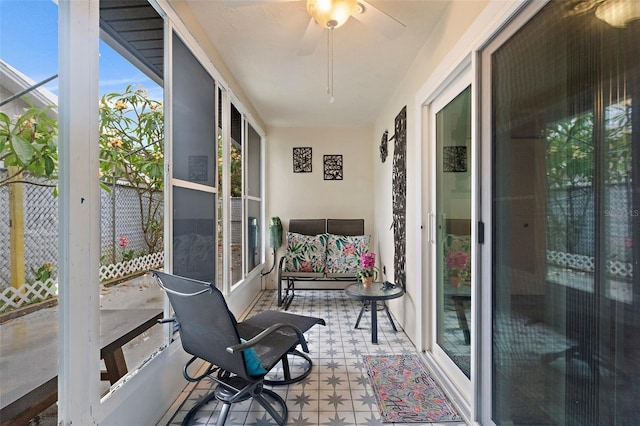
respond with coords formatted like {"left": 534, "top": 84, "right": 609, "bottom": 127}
{"left": 446, "top": 250, "right": 469, "bottom": 288}
{"left": 356, "top": 252, "right": 379, "bottom": 288}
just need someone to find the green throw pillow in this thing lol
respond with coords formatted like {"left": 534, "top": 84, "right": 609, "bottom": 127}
{"left": 240, "top": 338, "right": 267, "bottom": 376}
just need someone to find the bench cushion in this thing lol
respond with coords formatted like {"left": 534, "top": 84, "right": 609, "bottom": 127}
{"left": 325, "top": 234, "right": 370, "bottom": 275}
{"left": 283, "top": 232, "right": 328, "bottom": 273}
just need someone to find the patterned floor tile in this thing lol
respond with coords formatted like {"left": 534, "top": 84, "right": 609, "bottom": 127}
{"left": 164, "top": 290, "right": 467, "bottom": 425}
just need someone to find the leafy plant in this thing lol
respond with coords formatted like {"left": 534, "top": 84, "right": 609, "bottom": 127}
{"left": 356, "top": 252, "right": 379, "bottom": 280}
{"left": 545, "top": 101, "right": 632, "bottom": 256}
{"left": 218, "top": 134, "right": 243, "bottom": 197}
{"left": 0, "top": 104, "right": 58, "bottom": 190}
{"left": 118, "top": 235, "right": 136, "bottom": 261}
{"left": 445, "top": 250, "right": 470, "bottom": 281}
{"left": 99, "top": 85, "right": 164, "bottom": 255}
{"left": 31, "top": 261, "right": 55, "bottom": 282}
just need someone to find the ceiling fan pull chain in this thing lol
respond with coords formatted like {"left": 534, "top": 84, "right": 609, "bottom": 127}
{"left": 327, "top": 28, "right": 334, "bottom": 104}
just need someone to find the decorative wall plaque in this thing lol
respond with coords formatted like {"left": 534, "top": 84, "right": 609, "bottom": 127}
{"left": 392, "top": 107, "right": 407, "bottom": 289}
{"left": 443, "top": 146, "right": 467, "bottom": 172}
{"left": 323, "top": 155, "right": 343, "bottom": 180}
{"left": 293, "top": 147, "right": 312, "bottom": 173}
{"left": 380, "top": 130, "right": 389, "bottom": 163}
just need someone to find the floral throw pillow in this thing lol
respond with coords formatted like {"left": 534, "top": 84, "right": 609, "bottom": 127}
{"left": 444, "top": 234, "right": 471, "bottom": 254}
{"left": 444, "top": 234, "right": 471, "bottom": 276}
{"left": 325, "top": 234, "right": 370, "bottom": 275}
{"left": 283, "top": 232, "right": 328, "bottom": 273}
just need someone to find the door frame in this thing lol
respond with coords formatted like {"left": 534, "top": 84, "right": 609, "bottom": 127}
{"left": 426, "top": 64, "right": 474, "bottom": 403}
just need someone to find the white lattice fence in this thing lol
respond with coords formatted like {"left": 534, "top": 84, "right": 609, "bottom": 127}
{"left": 99, "top": 251, "right": 164, "bottom": 282}
{"left": 0, "top": 252, "right": 163, "bottom": 313}
{"left": 1, "top": 169, "right": 164, "bottom": 290}
{"left": 547, "top": 250, "right": 633, "bottom": 278}
{"left": 0, "top": 279, "right": 58, "bottom": 313}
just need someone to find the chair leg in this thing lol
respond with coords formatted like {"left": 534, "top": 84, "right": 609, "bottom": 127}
{"left": 254, "top": 388, "right": 288, "bottom": 426}
{"left": 215, "top": 403, "right": 232, "bottom": 426}
{"left": 264, "top": 350, "right": 314, "bottom": 386}
{"left": 281, "top": 352, "right": 291, "bottom": 382}
{"left": 182, "top": 391, "right": 217, "bottom": 426}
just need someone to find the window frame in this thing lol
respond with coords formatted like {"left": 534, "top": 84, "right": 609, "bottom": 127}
{"left": 57, "top": 0, "right": 267, "bottom": 422}
{"left": 225, "top": 97, "right": 265, "bottom": 292}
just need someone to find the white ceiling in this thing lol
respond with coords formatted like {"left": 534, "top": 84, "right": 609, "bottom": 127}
{"left": 179, "top": 0, "right": 450, "bottom": 127}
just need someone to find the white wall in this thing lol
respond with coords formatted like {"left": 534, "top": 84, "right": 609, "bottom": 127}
{"left": 264, "top": 126, "right": 374, "bottom": 288}
{"left": 371, "top": 1, "right": 490, "bottom": 345}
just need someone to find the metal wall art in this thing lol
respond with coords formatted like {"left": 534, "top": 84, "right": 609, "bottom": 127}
{"left": 443, "top": 146, "right": 467, "bottom": 172}
{"left": 323, "top": 154, "right": 343, "bottom": 180}
{"left": 379, "top": 130, "right": 389, "bottom": 163}
{"left": 293, "top": 147, "right": 312, "bottom": 173}
{"left": 392, "top": 107, "right": 407, "bottom": 289}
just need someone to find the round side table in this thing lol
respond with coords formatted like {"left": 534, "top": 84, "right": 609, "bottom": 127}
{"left": 344, "top": 281, "right": 404, "bottom": 344}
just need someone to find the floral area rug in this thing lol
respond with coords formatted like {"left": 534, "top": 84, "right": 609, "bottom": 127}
{"left": 363, "top": 354, "right": 463, "bottom": 423}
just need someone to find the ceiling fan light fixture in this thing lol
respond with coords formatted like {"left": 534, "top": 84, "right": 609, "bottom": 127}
{"left": 306, "top": 0, "right": 358, "bottom": 29}
{"left": 595, "top": 0, "right": 640, "bottom": 27}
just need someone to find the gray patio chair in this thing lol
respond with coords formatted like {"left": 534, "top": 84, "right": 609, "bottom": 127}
{"left": 152, "top": 270, "right": 324, "bottom": 426}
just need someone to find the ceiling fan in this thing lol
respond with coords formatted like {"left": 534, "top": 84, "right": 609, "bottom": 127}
{"left": 563, "top": 0, "right": 640, "bottom": 27}
{"left": 224, "top": 0, "right": 405, "bottom": 102}
{"left": 224, "top": 0, "right": 406, "bottom": 55}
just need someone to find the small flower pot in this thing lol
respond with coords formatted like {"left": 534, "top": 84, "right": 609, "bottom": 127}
{"left": 362, "top": 276, "right": 373, "bottom": 288}
{"left": 450, "top": 275, "right": 462, "bottom": 288}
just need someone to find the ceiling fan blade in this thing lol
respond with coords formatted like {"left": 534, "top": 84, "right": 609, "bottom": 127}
{"left": 352, "top": 0, "right": 406, "bottom": 39}
{"left": 298, "top": 17, "right": 324, "bottom": 56}
{"left": 223, "top": 0, "right": 298, "bottom": 6}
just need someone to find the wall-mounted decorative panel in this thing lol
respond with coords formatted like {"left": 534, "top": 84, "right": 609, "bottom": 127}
{"left": 392, "top": 107, "right": 407, "bottom": 289}
{"left": 293, "top": 147, "right": 312, "bottom": 173}
{"left": 443, "top": 146, "right": 467, "bottom": 172}
{"left": 323, "top": 154, "right": 343, "bottom": 180}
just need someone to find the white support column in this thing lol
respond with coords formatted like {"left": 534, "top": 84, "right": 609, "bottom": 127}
{"left": 58, "top": 0, "right": 101, "bottom": 424}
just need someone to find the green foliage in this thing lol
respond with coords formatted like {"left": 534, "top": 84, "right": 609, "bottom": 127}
{"left": 218, "top": 134, "right": 243, "bottom": 197}
{"left": 2, "top": 86, "right": 164, "bottom": 279}
{"left": 99, "top": 85, "right": 164, "bottom": 255}
{"left": 545, "top": 113, "right": 595, "bottom": 188}
{"left": 99, "top": 85, "right": 164, "bottom": 190}
{"left": 31, "top": 261, "right": 55, "bottom": 283}
{"left": 545, "top": 101, "right": 632, "bottom": 255}
{"left": 0, "top": 105, "right": 58, "bottom": 189}
{"left": 545, "top": 102, "right": 632, "bottom": 188}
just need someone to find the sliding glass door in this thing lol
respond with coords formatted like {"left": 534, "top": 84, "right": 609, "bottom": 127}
{"left": 428, "top": 70, "right": 473, "bottom": 401}
{"left": 488, "top": 2, "right": 639, "bottom": 424}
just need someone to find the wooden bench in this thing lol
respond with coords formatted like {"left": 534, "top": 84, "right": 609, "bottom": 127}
{"left": 0, "top": 308, "right": 163, "bottom": 426}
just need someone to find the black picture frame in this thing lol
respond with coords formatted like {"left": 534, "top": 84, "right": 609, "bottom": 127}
{"left": 293, "top": 147, "right": 312, "bottom": 173}
{"left": 323, "top": 155, "right": 343, "bottom": 180}
{"left": 443, "top": 146, "right": 467, "bottom": 172}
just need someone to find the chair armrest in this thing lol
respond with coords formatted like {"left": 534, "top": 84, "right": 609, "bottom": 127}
{"left": 158, "top": 316, "right": 180, "bottom": 333}
{"left": 226, "top": 323, "right": 309, "bottom": 354}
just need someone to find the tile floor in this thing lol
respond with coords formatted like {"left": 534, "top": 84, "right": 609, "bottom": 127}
{"left": 166, "top": 289, "right": 468, "bottom": 426}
